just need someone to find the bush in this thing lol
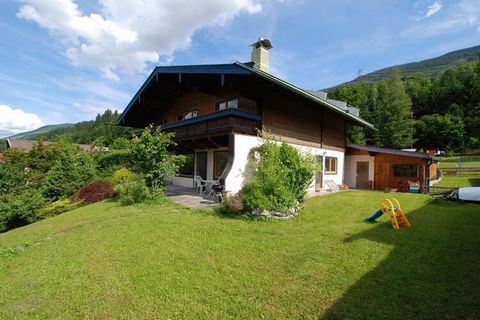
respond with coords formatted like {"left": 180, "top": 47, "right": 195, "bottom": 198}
{"left": 115, "top": 180, "right": 150, "bottom": 205}
{"left": 44, "top": 150, "right": 97, "bottom": 200}
{"left": 77, "top": 180, "right": 114, "bottom": 204}
{"left": 111, "top": 167, "right": 136, "bottom": 185}
{"left": 36, "top": 199, "right": 79, "bottom": 218}
{"left": 131, "top": 126, "right": 185, "bottom": 191}
{"left": 240, "top": 134, "right": 317, "bottom": 212}
{"left": 0, "top": 189, "right": 47, "bottom": 232}
{"left": 97, "top": 149, "right": 132, "bottom": 171}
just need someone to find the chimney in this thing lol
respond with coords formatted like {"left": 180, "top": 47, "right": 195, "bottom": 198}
{"left": 250, "top": 38, "right": 272, "bottom": 73}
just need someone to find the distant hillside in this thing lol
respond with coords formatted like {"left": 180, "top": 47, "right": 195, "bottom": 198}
{"left": 335, "top": 45, "right": 480, "bottom": 87}
{"left": 6, "top": 123, "right": 73, "bottom": 140}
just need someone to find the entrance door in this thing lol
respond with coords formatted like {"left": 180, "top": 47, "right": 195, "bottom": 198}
{"left": 195, "top": 152, "right": 207, "bottom": 179}
{"left": 315, "top": 156, "right": 323, "bottom": 191}
{"left": 356, "top": 161, "right": 369, "bottom": 189}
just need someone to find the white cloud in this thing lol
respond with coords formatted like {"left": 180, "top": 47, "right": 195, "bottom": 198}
{"left": 425, "top": 1, "right": 442, "bottom": 18}
{"left": 17, "top": 0, "right": 262, "bottom": 80}
{"left": 73, "top": 102, "right": 122, "bottom": 115}
{"left": 0, "top": 104, "right": 44, "bottom": 135}
{"left": 403, "top": 0, "right": 480, "bottom": 38}
{"left": 412, "top": 0, "right": 443, "bottom": 20}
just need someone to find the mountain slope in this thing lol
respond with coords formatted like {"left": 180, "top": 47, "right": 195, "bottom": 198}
{"left": 6, "top": 123, "right": 73, "bottom": 140}
{"left": 338, "top": 45, "right": 480, "bottom": 87}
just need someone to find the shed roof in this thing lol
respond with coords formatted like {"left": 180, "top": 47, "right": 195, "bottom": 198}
{"left": 347, "top": 143, "right": 435, "bottom": 160}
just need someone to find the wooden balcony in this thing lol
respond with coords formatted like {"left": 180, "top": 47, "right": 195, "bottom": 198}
{"left": 161, "top": 109, "right": 261, "bottom": 141}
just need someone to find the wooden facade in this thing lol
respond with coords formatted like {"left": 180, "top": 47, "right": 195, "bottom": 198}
{"left": 158, "top": 87, "right": 258, "bottom": 125}
{"left": 117, "top": 63, "right": 369, "bottom": 150}
{"left": 346, "top": 146, "right": 437, "bottom": 193}
{"left": 262, "top": 89, "right": 346, "bottom": 150}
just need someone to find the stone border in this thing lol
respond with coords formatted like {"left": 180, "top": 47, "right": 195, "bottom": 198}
{"left": 250, "top": 207, "right": 300, "bottom": 220}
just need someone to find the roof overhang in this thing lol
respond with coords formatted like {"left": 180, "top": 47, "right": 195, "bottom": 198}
{"left": 347, "top": 143, "right": 435, "bottom": 160}
{"left": 116, "top": 61, "right": 374, "bottom": 129}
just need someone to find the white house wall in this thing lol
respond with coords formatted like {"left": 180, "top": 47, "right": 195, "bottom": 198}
{"left": 224, "top": 133, "right": 345, "bottom": 194}
{"left": 344, "top": 155, "right": 375, "bottom": 188}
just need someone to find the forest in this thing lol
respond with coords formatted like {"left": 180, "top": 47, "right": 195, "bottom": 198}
{"left": 329, "top": 60, "right": 480, "bottom": 151}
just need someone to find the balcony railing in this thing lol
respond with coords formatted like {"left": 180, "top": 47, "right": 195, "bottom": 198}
{"left": 161, "top": 109, "right": 261, "bottom": 139}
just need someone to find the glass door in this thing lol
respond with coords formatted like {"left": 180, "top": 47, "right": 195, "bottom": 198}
{"left": 195, "top": 152, "right": 207, "bottom": 179}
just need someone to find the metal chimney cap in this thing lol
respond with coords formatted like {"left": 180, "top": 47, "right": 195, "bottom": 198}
{"left": 250, "top": 37, "right": 272, "bottom": 50}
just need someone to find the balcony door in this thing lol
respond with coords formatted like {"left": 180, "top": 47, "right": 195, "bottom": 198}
{"left": 195, "top": 151, "right": 207, "bottom": 179}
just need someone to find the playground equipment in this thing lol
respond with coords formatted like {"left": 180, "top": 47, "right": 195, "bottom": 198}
{"left": 363, "top": 198, "right": 411, "bottom": 230}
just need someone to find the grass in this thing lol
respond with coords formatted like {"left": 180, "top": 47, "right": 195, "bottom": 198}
{"left": 436, "top": 173, "right": 480, "bottom": 188}
{"left": 1, "top": 192, "right": 479, "bottom": 319}
{"left": 439, "top": 156, "right": 480, "bottom": 168}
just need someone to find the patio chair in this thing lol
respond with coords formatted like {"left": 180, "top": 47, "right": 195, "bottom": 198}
{"left": 194, "top": 176, "right": 206, "bottom": 195}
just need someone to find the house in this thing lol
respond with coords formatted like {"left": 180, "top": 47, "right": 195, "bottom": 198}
{"left": 6, "top": 139, "right": 92, "bottom": 152}
{"left": 117, "top": 38, "right": 373, "bottom": 194}
{"left": 345, "top": 143, "right": 438, "bottom": 193}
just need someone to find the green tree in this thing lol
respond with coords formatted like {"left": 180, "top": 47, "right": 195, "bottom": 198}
{"left": 44, "top": 149, "right": 97, "bottom": 200}
{"left": 404, "top": 72, "right": 432, "bottom": 115}
{"left": 414, "top": 114, "right": 465, "bottom": 151}
{"left": 0, "top": 149, "right": 29, "bottom": 196}
{"left": 131, "top": 126, "right": 185, "bottom": 191}
{"left": 373, "top": 72, "right": 413, "bottom": 148}
{"left": 330, "top": 82, "right": 377, "bottom": 144}
{"left": 36, "top": 109, "right": 133, "bottom": 145}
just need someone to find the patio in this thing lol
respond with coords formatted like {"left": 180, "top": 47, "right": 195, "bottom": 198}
{"left": 165, "top": 184, "right": 220, "bottom": 209}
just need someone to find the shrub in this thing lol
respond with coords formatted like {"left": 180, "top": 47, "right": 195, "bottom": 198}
{"left": 44, "top": 150, "right": 97, "bottom": 200}
{"left": 36, "top": 199, "right": 79, "bottom": 218}
{"left": 97, "top": 149, "right": 132, "bottom": 171}
{"left": 115, "top": 180, "right": 150, "bottom": 205}
{"left": 77, "top": 180, "right": 114, "bottom": 204}
{"left": 131, "top": 126, "right": 185, "bottom": 191}
{"left": 111, "top": 167, "right": 136, "bottom": 185}
{"left": 240, "top": 134, "right": 317, "bottom": 212}
{"left": 0, "top": 189, "right": 47, "bottom": 232}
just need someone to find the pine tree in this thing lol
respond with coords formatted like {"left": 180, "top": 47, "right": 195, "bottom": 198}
{"left": 373, "top": 72, "right": 413, "bottom": 148}
{"left": 44, "top": 149, "right": 97, "bottom": 200}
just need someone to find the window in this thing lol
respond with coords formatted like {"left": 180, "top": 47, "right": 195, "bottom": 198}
{"left": 393, "top": 164, "right": 418, "bottom": 177}
{"left": 178, "top": 153, "right": 194, "bottom": 177}
{"left": 216, "top": 98, "right": 239, "bottom": 111}
{"left": 177, "top": 109, "right": 198, "bottom": 121}
{"left": 325, "top": 157, "right": 337, "bottom": 174}
{"left": 214, "top": 151, "right": 229, "bottom": 179}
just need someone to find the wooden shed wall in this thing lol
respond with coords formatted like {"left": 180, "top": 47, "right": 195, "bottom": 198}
{"left": 373, "top": 154, "right": 428, "bottom": 191}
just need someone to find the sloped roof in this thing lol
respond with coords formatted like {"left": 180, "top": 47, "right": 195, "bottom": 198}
{"left": 233, "top": 62, "right": 372, "bottom": 128}
{"left": 347, "top": 143, "right": 434, "bottom": 160}
{"left": 117, "top": 62, "right": 374, "bottom": 129}
{"left": 6, "top": 139, "right": 92, "bottom": 152}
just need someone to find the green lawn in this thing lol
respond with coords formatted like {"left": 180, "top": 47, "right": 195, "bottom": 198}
{"left": 439, "top": 156, "right": 480, "bottom": 168}
{"left": 437, "top": 173, "right": 480, "bottom": 188}
{"left": 1, "top": 192, "right": 479, "bottom": 319}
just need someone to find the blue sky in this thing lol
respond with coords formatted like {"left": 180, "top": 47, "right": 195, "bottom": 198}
{"left": 1, "top": 0, "right": 479, "bottom": 137}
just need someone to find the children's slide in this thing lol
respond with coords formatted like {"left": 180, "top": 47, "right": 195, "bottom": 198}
{"left": 363, "top": 209, "right": 383, "bottom": 222}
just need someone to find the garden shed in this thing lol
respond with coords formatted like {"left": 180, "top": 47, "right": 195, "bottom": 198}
{"left": 345, "top": 143, "right": 438, "bottom": 193}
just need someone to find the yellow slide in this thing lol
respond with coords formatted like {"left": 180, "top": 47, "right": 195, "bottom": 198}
{"left": 380, "top": 198, "right": 411, "bottom": 230}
